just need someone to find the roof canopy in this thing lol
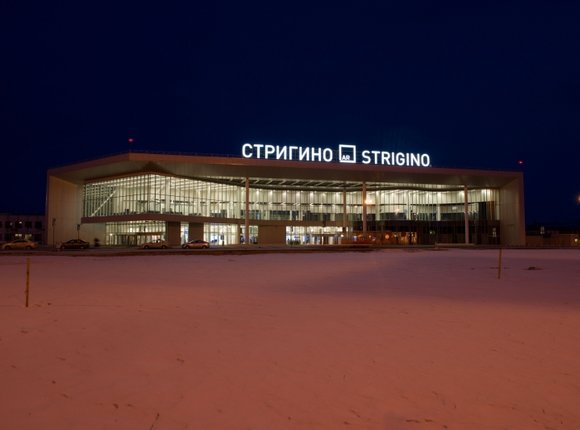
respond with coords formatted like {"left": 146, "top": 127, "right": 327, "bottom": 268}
{"left": 49, "top": 152, "right": 522, "bottom": 190}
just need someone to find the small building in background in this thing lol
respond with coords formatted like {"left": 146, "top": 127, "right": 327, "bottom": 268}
{"left": 0, "top": 213, "right": 45, "bottom": 244}
{"left": 526, "top": 223, "right": 580, "bottom": 247}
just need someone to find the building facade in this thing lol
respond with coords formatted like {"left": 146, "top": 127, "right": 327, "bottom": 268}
{"left": 0, "top": 213, "right": 45, "bottom": 244}
{"left": 46, "top": 152, "right": 525, "bottom": 247}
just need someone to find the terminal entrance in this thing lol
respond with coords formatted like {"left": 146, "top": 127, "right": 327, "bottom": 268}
{"left": 286, "top": 226, "right": 342, "bottom": 245}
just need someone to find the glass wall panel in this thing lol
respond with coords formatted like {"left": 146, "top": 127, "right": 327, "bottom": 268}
{"left": 204, "top": 223, "right": 239, "bottom": 246}
{"left": 84, "top": 174, "right": 245, "bottom": 219}
{"left": 105, "top": 221, "right": 166, "bottom": 246}
{"left": 285, "top": 226, "right": 343, "bottom": 245}
{"left": 83, "top": 173, "right": 502, "bottom": 245}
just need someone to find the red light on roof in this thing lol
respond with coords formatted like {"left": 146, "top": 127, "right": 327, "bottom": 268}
{"left": 517, "top": 160, "right": 524, "bottom": 165}
{"left": 128, "top": 137, "right": 134, "bottom": 143}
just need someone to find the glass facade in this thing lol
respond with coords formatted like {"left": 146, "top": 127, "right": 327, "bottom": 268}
{"left": 83, "top": 174, "right": 245, "bottom": 218}
{"left": 105, "top": 221, "right": 166, "bottom": 246}
{"left": 82, "top": 173, "right": 501, "bottom": 245}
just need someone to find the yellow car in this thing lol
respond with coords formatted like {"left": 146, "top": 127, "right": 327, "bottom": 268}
{"left": 1, "top": 239, "right": 38, "bottom": 250}
{"left": 182, "top": 240, "right": 210, "bottom": 249}
{"left": 140, "top": 239, "right": 168, "bottom": 249}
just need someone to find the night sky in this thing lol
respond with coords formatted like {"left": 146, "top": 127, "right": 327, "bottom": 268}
{"left": 1, "top": 2, "right": 579, "bottom": 225}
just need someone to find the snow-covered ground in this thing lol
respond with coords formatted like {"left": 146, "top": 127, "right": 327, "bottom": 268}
{"left": 1, "top": 248, "right": 579, "bottom": 429}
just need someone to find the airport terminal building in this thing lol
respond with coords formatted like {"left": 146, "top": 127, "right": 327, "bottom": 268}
{"left": 46, "top": 146, "right": 525, "bottom": 247}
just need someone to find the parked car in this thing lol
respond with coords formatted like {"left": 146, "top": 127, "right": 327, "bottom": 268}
{"left": 182, "top": 239, "right": 210, "bottom": 249}
{"left": 140, "top": 239, "right": 168, "bottom": 249}
{"left": 59, "top": 239, "right": 90, "bottom": 250}
{"left": 1, "top": 239, "right": 38, "bottom": 250}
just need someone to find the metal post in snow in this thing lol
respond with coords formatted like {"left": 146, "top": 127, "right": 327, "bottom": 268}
{"left": 497, "top": 248, "right": 503, "bottom": 280}
{"left": 25, "top": 257, "right": 30, "bottom": 307}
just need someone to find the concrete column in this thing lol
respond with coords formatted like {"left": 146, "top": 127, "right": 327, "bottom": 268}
{"left": 165, "top": 177, "right": 170, "bottom": 213}
{"left": 245, "top": 177, "right": 250, "bottom": 245}
{"left": 362, "top": 182, "right": 367, "bottom": 237}
{"left": 342, "top": 187, "right": 347, "bottom": 235}
{"left": 188, "top": 222, "right": 204, "bottom": 241}
{"left": 464, "top": 185, "right": 470, "bottom": 244}
{"left": 166, "top": 221, "right": 181, "bottom": 247}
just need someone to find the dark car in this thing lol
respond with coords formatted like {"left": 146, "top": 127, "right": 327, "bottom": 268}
{"left": 182, "top": 239, "right": 210, "bottom": 249}
{"left": 59, "top": 239, "right": 90, "bottom": 250}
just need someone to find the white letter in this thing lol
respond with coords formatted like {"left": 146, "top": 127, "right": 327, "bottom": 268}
{"left": 381, "top": 151, "right": 390, "bottom": 165}
{"left": 254, "top": 144, "right": 264, "bottom": 158}
{"left": 361, "top": 150, "right": 371, "bottom": 164}
{"left": 410, "top": 153, "right": 420, "bottom": 166}
{"left": 288, "top": 146, "right": 299, "bottom": 160}
{"left": 276, "top": 145, "right": 287, "bottom": 160}
{"left": 264, "top": 145, "right": 276, "bottom": 159}
{"left": 421, "top": 154, "right": 431, "bottom": 167}
{"left": 322, "top": 148, "right": 333, "bottom": 162}
{"left": 299, "top": 147, "right": 309, "bottom": 161}
{"left": 242, "top": 143, "right": 253, "bottom": 158}
{"left": 311, "top": 147, "right": 322, "bottom": 161}
{"left": 396, "top": 152, "right": 405, "bottom": 166}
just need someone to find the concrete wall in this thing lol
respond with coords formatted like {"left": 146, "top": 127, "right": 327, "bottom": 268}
{"left": 258, "top": 225, "right": 286, "bottom": 244}
{"left": 499, "top": 177, "right": 526, "bottom": 246}
{"left": 46, "top": 176, "right": 83, "bottom": 247}
{"left": 188, "top": 222, "right": 204, "bottom": 242}
{"left": 80, "top": 223, "right": 106, "bottom": 246}
{"left": 166, "top": 221, "right": 181, "bottom": 246}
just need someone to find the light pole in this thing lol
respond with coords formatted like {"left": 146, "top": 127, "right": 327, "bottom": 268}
{"left": 362, "top": 182, "right": 367, "bottom": 239}
{"left": 52, "top": 218, "right": 56, "bottom": 249}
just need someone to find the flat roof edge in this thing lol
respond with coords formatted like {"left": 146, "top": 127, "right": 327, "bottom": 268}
{"left": 47, "top": 151, "right": 523, "bottom": 179}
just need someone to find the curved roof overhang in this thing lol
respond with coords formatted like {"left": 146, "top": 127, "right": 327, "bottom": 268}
{"left": 48, "top": 152, "right": 522, "bottom": 191}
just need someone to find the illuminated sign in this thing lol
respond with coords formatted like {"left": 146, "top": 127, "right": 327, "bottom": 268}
{"left": 241, "top": 143, "right": 431, "bottom": 167}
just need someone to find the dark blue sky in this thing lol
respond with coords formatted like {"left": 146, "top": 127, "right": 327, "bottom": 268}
{"left": 1, "top": 2, "right": 579, "bottom": 225}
